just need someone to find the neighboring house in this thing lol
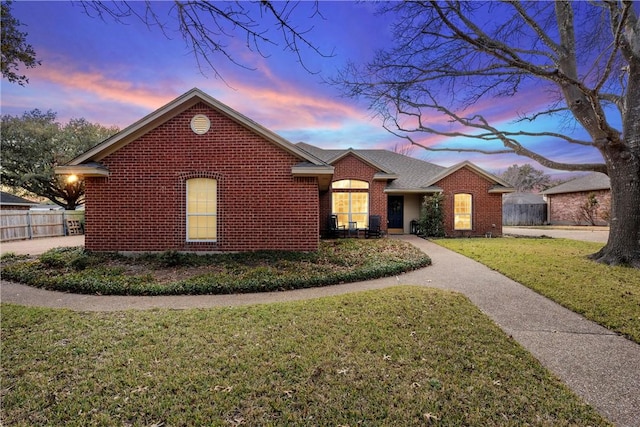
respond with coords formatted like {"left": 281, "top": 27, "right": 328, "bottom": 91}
{"left": 0, "top": 192, "right": 38, "bottom": 210}
{"left": 56, "top": 88, "right": 513, "bottom": 253}
{"left": 31, "top": 204, "right": 65, "bottom": 211}
{"left": 541, "top": 172, "right": 611, "bottom": 225}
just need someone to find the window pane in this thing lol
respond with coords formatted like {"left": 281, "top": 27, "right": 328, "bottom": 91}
{"left": 332, "top": 180, "right": 350, "bottom": 189}
{"left": 332, "top": 193, "right": 349, "bottom": 213}
{"left": 349, "top": 180, "right": 369, "bottom": 189}
{"left": 351, "top": 193, "right": 368, "bottom": 213}
{"left": 332, "top": 193, "right": 349, "bottom": 227}
{"left": 454, "top": 194, "right": 472, "bottom": 230}
{"left": 188, "top": 215, "right": 217, "bottom": 240}
{"left": 332, "top": 179, "right": 369, "bottom": 189}
{"left": 336, "top": 214, "right": 349, "bottom": 227}
{"left": 332, "top": 191, "right": 369, "bottom": 228}
{"left": 351, "top": 214, "right": 368, "bottom": 227}
{"left": 454, "top": 214, "right": 471, "bottom": 230}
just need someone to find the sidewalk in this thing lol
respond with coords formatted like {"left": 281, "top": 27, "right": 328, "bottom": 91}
{"left": 1, "top": 235, "right": 638, "bottom": 426}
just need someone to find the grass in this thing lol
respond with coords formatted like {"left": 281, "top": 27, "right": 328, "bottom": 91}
{"left": 435, "top": 238, "right": 640, "bottom": 343}
{"left": 0, "top": 239, "right": 429, "bottom": 296}
{"left": 0, "top": 286, "right": 609, "bottom": 426}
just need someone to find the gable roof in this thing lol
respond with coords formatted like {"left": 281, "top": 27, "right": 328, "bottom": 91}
{"left": 542, "top": 172, "right": 610, "bottom": 195}
{"left": 424, "top": 161, "right": 514, "bottom": 193}
{"left": 0, "top": 191, "right": 38, "bottom": 207}
{"left": 57, "top": 88, "right": 330, "bottom": 176}
{"left": 297, "top": 143, "right": 514, "bottom": 194}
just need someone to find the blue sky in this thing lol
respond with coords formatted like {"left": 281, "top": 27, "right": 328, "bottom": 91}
{"left": 1, "top": 1, "right": 609, "bottom": 177}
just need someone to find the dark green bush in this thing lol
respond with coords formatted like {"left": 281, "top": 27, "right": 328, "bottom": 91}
{"left": 419, "top": 193, "right": 445, "bottom": 237}
{"left": 1, "top": 240, "right": 431, "bottom": 296}
{"left": 39, "top": 247, "right": 87, "bottom": 269}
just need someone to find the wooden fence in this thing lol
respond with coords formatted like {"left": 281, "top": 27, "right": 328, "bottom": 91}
{"left": 0, "top": 210, "right": 85, "bottom": 242}
{"left": 502, "top": 204, "right": 547, "bottom": 226}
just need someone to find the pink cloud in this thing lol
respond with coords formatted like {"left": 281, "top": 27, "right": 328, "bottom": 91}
{"left": 28, "top": 65, "right": 176, "bottom": 111}
{"left": 208, "top": 71, "right": 366, "bottom": 131}
{"left": 23, "top": 50, "right": 368, "bottom": 134}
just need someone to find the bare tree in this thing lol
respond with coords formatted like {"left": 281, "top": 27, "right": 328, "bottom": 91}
{"left": 336, "top": 1, "right": 640, "bottom": 267}
{"left": 78, "top": 1, "right": 331, "bottom": 80}
{"left": 391, "top": 142, "right": 415, "bottom": 157}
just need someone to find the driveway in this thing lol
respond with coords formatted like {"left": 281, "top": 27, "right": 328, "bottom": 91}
{"left": 503, "top": 226, "right": 609, "bottom": 243}
{"left": 1, "top": 235, "right": 85, "bottom": 256}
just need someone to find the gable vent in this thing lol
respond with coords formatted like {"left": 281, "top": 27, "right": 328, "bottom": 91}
{"left": 190, "top": 114, "right": 211, "bottom": 135}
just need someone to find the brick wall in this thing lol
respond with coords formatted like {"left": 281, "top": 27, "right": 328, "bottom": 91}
{"left": 547, "top": 190, "right": 611, "bottom": 225}
{"left": 319, "top": 154, "right": 389, "bottom": 233}
{"left": 435, "top": 167, "right": 504, "bottom": 237}
{"left": 85, "top": 103, "right": 319, "bottom": 252}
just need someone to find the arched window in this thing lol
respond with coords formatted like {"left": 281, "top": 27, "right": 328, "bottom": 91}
{"left": 331, "top": 179, "right": 369, "bottom": 228}
{"left": 454, "top": 193, "right": 472, "bottom": 230}
{"left": 186, "top": 178, "right": 217, "bottom": 241}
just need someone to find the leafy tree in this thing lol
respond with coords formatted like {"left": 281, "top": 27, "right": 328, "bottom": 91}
{"left": 499, "top": 164, "right": 552, "bottom": 192}
{"left": 1, "top": 1, "right": 41, "bottom": 85}
{"left": 1, "top": 110, "right": 118, "bottom": 209}
{"left": 336, "top": 1, "right": 640, "bottom": 267}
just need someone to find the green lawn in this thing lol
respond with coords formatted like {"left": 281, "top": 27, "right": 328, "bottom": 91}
{"left": 1, "top": 287, "right": 608, "bottom": 426}
{"left": 435, "top": 238, "right": 640, "bottom": 343}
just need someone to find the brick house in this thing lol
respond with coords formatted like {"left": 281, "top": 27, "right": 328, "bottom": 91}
{"left": 298, "top": 143, "right": 512, "bottom": 237}
{"left": 542, "top": 173, "right": 611, "bottom": 225}
{"left": 0, "top": 192, "right": 38, "bottom": 210}
{"left": 57, "top": 88, "right": 513, "bottom": 252}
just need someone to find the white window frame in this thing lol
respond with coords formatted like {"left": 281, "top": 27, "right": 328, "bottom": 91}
{"left": 186, "top": 178, "right": 218, "bottom": 242}
{"left": 331, "top": 179, "right": 369, "bottom": 228}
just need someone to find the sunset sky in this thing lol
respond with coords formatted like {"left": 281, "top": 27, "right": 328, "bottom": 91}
{"left": 2, "top": 1, "right": 611, "bottom": 177}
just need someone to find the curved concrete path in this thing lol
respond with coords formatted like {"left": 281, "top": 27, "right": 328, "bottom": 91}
{"left": 1, "top": 235, "right": 638, "bottom": 426}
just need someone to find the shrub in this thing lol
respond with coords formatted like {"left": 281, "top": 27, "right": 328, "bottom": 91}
{"left": 39, "top": 247, "right": 88, "bottom": 269}
{"left": 574, "top": 192, "right": 599, "bottom": 225}
{"left": 0, "top": 240, "right": 431, "bottom": 296}
{"left": 156, "top": 250, "right": 196, "bottom": 267}
{"left": 419, "top": 193, "right": 445, "bottom": 237}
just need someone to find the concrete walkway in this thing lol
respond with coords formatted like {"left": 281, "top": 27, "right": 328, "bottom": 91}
{"left": 1, "top": 235, "right": 638, "bottom": 426}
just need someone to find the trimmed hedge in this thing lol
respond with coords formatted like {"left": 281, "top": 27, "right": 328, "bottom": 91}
{"left": 1, "top": 240, "right": 430, "bottom": 296}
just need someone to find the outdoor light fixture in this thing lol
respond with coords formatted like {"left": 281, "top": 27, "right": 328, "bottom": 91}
{"left": 67, "top": 174, "right": 79, "bottom": 184}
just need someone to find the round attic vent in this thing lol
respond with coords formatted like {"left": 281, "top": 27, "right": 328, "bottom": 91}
{"left": 190, "top": 114, "right": 211, "bottom": 135}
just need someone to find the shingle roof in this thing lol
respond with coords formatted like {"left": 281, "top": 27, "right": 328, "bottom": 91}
{"left": 542, "top": 172, "right": 610, "bottom": 195}
{"left": 297, "top": 143, "right": 446, "bottom": 190}
{"left": 296, "top": 143, "right": 513, "bottom": 193}
{"left": 0, "top": 192, "right": 37, "bottom": 206}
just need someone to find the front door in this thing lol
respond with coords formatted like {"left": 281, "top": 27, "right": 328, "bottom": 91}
{"left": 387, "top": 196, "right": 404, "bottom": 230}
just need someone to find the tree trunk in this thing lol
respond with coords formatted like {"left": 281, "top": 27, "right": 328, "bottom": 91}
{"left": 589, "top": 149, "right": 640, "bottom": 268}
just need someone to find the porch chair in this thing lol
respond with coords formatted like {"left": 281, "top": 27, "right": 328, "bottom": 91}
{"left": 365, "top": 215, "right": 382, "bottom": 238}
{"left": 326, "top": 214, "right": 346, "bottom": 238}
